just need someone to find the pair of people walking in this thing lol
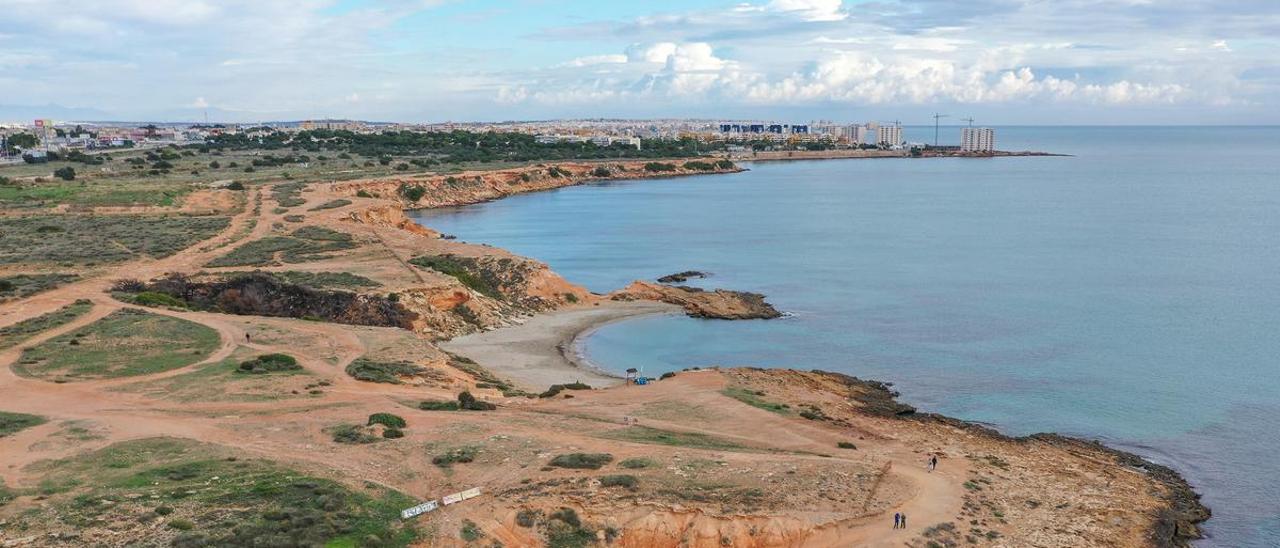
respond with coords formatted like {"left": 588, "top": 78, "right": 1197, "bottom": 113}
{"left": 927, "top": 454, "right": 938, "bottom": 471}
{"left": 893, "top": 512, "right": 908, "bottom": 529}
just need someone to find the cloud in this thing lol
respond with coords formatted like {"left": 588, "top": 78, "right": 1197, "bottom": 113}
{"left": 191, "top": 97, "right": 210, "bottom": 109}
{"left": 764, "top": 0, "right": 847, "bottom": 22}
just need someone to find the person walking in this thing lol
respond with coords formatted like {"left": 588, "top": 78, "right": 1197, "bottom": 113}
{"left": 900, "top": 513, "right": 907, "bottom": 529}
{"left": 893, "top": 512, "right": 901, "bottom": 529}
{"left": 929, "top": 455, "right": 938, "bottom": 471}
{"left": 245, "top": 332, "right": 251, "bottom": 343}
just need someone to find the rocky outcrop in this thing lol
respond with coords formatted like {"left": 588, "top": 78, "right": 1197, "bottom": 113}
{"left": 657, "top": 270, "right": 708, "bottom": 284}
{"left": 344, "top": 204, "right": 438, "bottom": 237}
{"left": 408, "top": 253, "right": 592, "bottom": 313}
{"left": 125, "top": 273, "right": 419, "bottom": 329}
{"left": 611, "top": 280, "right": 781, "bottom": 320}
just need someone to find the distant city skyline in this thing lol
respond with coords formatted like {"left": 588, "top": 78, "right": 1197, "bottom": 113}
{"left": 1, "top": 0, "right": 1278, "bottom": 124}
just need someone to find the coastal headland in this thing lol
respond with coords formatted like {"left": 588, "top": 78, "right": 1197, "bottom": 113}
{"left": 0, "top": 153, "right": 1205, "bottom": 547}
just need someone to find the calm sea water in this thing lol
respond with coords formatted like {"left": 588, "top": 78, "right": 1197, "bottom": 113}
{"left": 411, "top": 127, "right": 1280, "bottom": 547}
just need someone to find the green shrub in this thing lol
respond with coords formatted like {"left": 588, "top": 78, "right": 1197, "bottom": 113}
{"left": 548, "top": 453, "right": 613, "bottom": 470}
{"left": 355, "top": 189, "right": 373, "bottom": 198}
{"left": 237, "top": 353, "right": 301, "bottom": 374}
{"left": 515, "top": 508, "right": 540, "bottom": 528}
{"left": 419, "top": 400, "right": 460, "bottom": 411}
{"left": 458, "top": 391, "right": 496, "bottom": 411}
{"left": 398, "top": 183, "right": 427, "bottom": 201}
{"left": 591, "top": 166, "right": 611, "bottom": 177}
{"left": 643, "top": 162, "right": 676, "bottom": 172}
{"left": 599, "top": 474, "right": 638, "bottom": 489}
{"left": 367, "top": 413, "right": 406, "bottom": 429}
{"left": 382, "top": 428, "right": 404, "bottom": 439}
{"left": 682, "top": 160, "right": 716, "bottom": 171}
{"left": 53, "top": 167, "right": 76, "bottom": 181}
{"left": 432, "top": 447, "right": 477, "bottom": 467}
{"left": 0, "top": 411, "right": 46, "bottom": 438}
{"left": 131, "top": 291, "right": 189, "bottom": 309}
{"left": 345, "top": 358, "right": 423, "bottom": 384}
{"left": 618, "top": 457, "right": 655, "bottom": 469}
{"left": 168, "top": 518, "right": 195, "bottom": 531}
{"left": 837, "top": 441, "right": 857, "bottom": 449}
{"left": 539, "top": 382, "right": 592, "bottom": 398}
{"left": 330, "top": 424, "right": 378, "bottom": 444}
{"left": 408, "top": 255, "right": 502, "bottom": 299}
{"left": 460, "top": 519, "right": 483, "bottom": 541}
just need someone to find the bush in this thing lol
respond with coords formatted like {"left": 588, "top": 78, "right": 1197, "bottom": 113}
{"left": 398, "top": 183, "right": 426, "bottom": 201}
{"left": 382, "top": 427, "right": 404, "bottom": 439}
{"left": 419, "top": 400, "right": 460, "bottom": 411}
{"left": 618, "top": 457, "right": 655, "bottom": 469}
{"left": 168, "top": 519, "right": 195, "bottom": 531}
{"left": 330, "top": 424, "right": 378, "bottom": 444}
{"left": 225, "top": 181, "right": 244, "bottom": 190}
{"left": 367, "top": 413, "right": 406, "bottom": 429}
{"left": 355, "top": 189, "right": 372, "bottom": 198}
{"left": 345, "top": 358, "right": 422, "bottom": 384}
{"left": 237, "top": 353, "right": 301, "bottom": 374}
{"left": 659, "top": 371, "right": 676, "bottom": 380}
{"left": 591, "top": 166, "right": 611, "bottom": 177}
{"left": 53, "top": 167, "right": 76, "bottom": 181}
{"left": 539, "top": 381, "right": 592, "bottom": 398}
{"left": 599, "top": 474, "right": 638, "bottom": 489}
{"left": 395, "top": 163, "right": 410, "bottom": 171}
{"left": 457, "top": 391, "right": 496, "bottom": 411}
{"left": 682, "top": 160, "right": 716, "bottom": 171}
{"left": 460, "top": 519, "right": 483, "bottom": 541}
{"left": 643, "top": 162, "right": 677, "bottom": 172}
{"left": 837, "top": 441, "right": 857, "bottom": 449}
{"left": 432, "top": 447, "right": 477, "bottom": 467}
{"left": 515, "top": 509, "right": 540, "bottom": 528}
{"left": 132, "top": 291, "right": 188, "bottom": 309}
{"left": 549, "top": 453, "right": 613, "bottom": 470}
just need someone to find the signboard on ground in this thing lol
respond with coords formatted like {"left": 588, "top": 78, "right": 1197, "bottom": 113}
{"left": 400, "top": 500, "right": 439, "bottom": 519}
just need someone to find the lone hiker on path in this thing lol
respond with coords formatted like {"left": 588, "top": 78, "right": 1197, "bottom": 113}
{"left": 245, "top": 333, "right": 251, "bottom": 343}
{"left": 893, "top": 512, "right": 901, "bottom": 529}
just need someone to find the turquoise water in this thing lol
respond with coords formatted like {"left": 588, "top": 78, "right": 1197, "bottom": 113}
{"left": 411, "top": 127, "right": 1280, "bottom": 547}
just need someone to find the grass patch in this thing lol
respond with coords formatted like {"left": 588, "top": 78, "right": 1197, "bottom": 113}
{"left": 618, "top": 457, "right": 656, "bottom": 469}
{"left": 0, "top": 299, "right": 92, "bottom": 350}
{"left": 308, "top": 199, "right": 352, "bottom": 211}
{"left": 548, "top": 453, "right": 613, "bottom": 470}
{"left": 14, "top": 308, "right": 221, "bottom": 381}
{"left": 345, "top": 358, "right": 424, "bottom": 384}
{"left": 408, "top": 255, "right": 502, "bottom": 299}
{"left": 721, "top": 387, "right": 791, "bottom": 414}
{"left": 17, "top": 437, "right": 417, "bottom": 546}
{"left": 0, "top": 411, "right": 46, "bottom": 438}
{"left": 205, "top": 227, "right": 356, "bottom": 268}
{"left": 271, "top": 181, "right": 308, "bottom": 207}
{"left": 0, "top": 215, "right": 229, "bottom": 266}
{"left": 0, "top": 273, "right": 79, "bottom": 301}
{"left": 236, "top": 353, "right": 302, "bottom": 374}
{"left": 599, "top": 426, "right": 746, "bottom": 451}
{"left": 418, "top": 400, "right": 460, "bottom": 411}
{"left": 234, "top": 270, "right": 380, "bottom": 289}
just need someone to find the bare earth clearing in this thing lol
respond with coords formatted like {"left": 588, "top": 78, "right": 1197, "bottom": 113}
{"left": 0, "top": 159, "right": 1206, "bottom": 547}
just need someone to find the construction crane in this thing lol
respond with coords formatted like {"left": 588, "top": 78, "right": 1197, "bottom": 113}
{"left": 932, "top": 113, "right": 948, "bottom": 146}
{"left": 961, "top": 117, "right": 975, "bottom": 128}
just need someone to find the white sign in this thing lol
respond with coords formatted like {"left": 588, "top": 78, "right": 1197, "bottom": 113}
{"left": 400, "top": 500, "right": 439, "bottom": 519}
{"left": 441, "top": 487, "right": 482, "bottom": 506}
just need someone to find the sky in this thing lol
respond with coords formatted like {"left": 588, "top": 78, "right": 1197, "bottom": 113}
{"left": 1, "top": 0, "right": 1278, "bottom": 124}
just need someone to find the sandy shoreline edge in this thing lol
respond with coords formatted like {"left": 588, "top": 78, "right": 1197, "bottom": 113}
{"left": 439, "top": 300, "right": 681, "bottom": 390}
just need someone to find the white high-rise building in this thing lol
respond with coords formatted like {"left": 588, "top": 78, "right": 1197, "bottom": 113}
{"left": 849, "top": 125, "right": 871, "bottom": 145}
{"left": 877, "top": 124, "right": 902, "bottom": 147}
{"left": 960, "top": 127, "right": 996, "bottom": 152}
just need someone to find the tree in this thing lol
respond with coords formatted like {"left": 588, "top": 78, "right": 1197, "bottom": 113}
{"left": 54, "top": 167, "right": 76, "bottom": 181}
{"left": 5, "top": 133, "right": 38, "bottom": 151}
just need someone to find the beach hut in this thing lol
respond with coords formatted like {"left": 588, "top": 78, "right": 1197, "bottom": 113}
{"left": 625, "top": 368, "right": 638, "bottom": 385}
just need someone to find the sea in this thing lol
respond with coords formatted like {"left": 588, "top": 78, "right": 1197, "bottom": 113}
{"left": 410, "top": 126, "right": 1280, "bottom": 547}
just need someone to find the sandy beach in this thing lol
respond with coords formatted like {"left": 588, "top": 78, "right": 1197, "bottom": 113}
{"left": 439, "top": 300, "right": 681, "bottom": 390}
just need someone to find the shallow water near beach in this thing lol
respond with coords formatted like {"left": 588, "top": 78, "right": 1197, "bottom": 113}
{"left": 411, "top": 126, "right": 1280, "bottom": 547}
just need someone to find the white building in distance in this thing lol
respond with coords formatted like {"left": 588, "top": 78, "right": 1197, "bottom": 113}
{"left": 877, "top": 124, "right": 903, "bottom": 147}
{"left": 961, "top": 127, "right": 996, "bottom": 152}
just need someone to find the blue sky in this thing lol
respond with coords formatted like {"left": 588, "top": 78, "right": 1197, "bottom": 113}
{"left": 1, "top": 0, "right": 1278, "bottom": 123}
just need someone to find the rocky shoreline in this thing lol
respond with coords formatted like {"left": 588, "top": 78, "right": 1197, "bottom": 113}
{"left": 811, "top": 369, "right": 1211, "bottom": 547}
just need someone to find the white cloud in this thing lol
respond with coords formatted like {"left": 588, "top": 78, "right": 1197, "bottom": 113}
{"left": 765, "top": 0, "right": 846, "bottom": 22}
{"left": 191, "top": 97, "right": 210, "bottom": 108}
{"left": 558, "top": 54, "right": 628, "bottom": 68}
